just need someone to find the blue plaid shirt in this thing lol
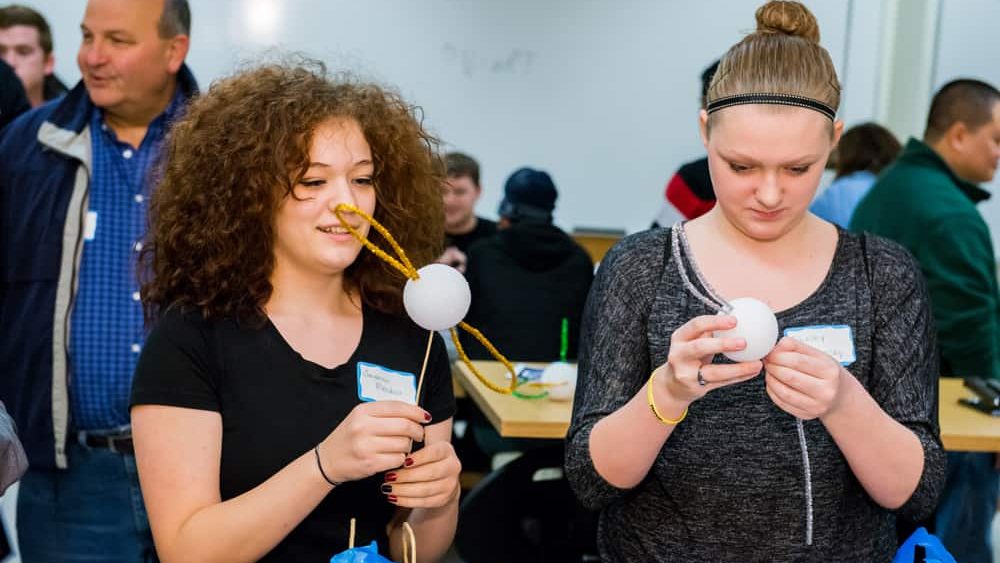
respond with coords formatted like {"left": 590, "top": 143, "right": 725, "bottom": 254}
{"left": 69, "top": 91, "right": 187, "bottom": 431}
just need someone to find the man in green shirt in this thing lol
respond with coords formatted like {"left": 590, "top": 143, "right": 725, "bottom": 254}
{"left": 851, "top": 79, "right": 1000, "bottom": 563}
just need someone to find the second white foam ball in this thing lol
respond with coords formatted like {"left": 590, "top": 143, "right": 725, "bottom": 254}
{"left": 403, "top": 264, "right": 471, "bottom": 331}
{"left": 540, "top": 362, "right": 577, "bottom": 401}
{"left": 713, "top": 297, "right": 778, "bottom": 362}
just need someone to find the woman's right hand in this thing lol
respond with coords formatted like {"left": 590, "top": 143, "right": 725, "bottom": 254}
{"left": 317, "top": 401, "right": 430, "bottom": 484}
{"left": 658, "top": 314, "right": 763, "bottom": 403}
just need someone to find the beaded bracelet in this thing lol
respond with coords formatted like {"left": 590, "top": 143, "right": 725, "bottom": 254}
{"left": 645, "top": 371, "right": 688, "bottom": 425}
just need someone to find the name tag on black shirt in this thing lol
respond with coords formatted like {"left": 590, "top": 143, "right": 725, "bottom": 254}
{"left": 356, "top": 362, "right": 417, "bottom": 404}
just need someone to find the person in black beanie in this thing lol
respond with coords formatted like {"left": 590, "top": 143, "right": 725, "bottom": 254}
{"left": 460, "top": 167, "right": 594, "bottom": 362}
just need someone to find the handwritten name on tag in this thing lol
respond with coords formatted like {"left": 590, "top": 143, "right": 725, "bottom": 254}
{"left": 783, "top": 325, "right": 856, "bottom": 365}
{"left": 357, "top": 362, "right": 417, "bottom": 404}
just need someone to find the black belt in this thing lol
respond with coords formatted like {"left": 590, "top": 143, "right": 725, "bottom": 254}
{"left": 81, "top": 432, "right": 134, "bottom": 454}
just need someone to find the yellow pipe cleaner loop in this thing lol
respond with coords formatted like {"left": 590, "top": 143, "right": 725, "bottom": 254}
{"left": 332, "top": 202, "right": 533, "bottom": 396}
{"left": 332, "top": 203, "right": 419, "bottom": 281}
{"left": 450, "top": 322, "right": 553, "bottom": 397}
{"left": 451, "top": 323, "right": 517, "bottom": 394}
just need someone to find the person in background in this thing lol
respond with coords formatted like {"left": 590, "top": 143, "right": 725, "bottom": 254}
{"left": 851, "top": 78, "right": 1000, "bottom": 563}
{"left": 567, "top": 2, "right": 944, "bottom": 560}
{"left": 459, "top": 166, "right": 593, "bottom": 465}
{"left": 0, "top": 4, "right": 69, "bottom": 107}
{"left": 131, "top": 61, "right": 459, "bottom": 562}
{"left": 434, "top": 153, "right": 496, "bottom": 466}
{"left": 461, "top": 166, "right": 594, "bottom": 362}
{"left": 437, "top": 151, "right": 497, "bottom": 272}
{"left": 654, "top": 59, "right": 720, "bottom": 225}
{"left": 810, "top": 122, "right": 901, "bottom": 227}
{"left": 0, "top": 58, "right": 29, "bottom": 128}
{"left": 0, "top": 0, "right": 195, "bottom": 559}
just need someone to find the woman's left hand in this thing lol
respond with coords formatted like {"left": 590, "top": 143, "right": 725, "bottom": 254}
{"left": 381, "top": 441, "right": 461, "bottom": 509}
{"left": 763, "top": 336, "right": 847, "bottom": 420}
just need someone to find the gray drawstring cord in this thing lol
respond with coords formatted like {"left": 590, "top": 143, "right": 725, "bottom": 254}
{"left": 670, "top": 223, "right": 814, "bottom": 546}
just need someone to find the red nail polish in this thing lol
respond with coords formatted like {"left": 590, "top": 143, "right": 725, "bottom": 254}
{"left": 423, "top": 411, "right": 432, "bottom": 422}
{"left": 404, "top": 457, "right": 414, "bottom": 467}
{"left": 387, "top": 495, "right": 398, "bottom": 503}
{"left": 385, "top": 472, "right": 397, "bottom": 482}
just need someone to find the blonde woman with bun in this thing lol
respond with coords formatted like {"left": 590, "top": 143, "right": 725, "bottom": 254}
{"left": 566, "top": 2, "right": 945, "bottom": 560}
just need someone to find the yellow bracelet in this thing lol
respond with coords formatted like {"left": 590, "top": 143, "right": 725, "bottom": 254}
{"left": 646, "top": 371, "right": 687, "bottom": 425}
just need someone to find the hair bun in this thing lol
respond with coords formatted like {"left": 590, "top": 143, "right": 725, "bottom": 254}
{"left": 755, "top": 1, "right": 820, "bottom": 43}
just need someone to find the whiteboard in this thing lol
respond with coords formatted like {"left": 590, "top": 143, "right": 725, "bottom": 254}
{"left": 26, "top": 0, "right": 880, "bottom": 234}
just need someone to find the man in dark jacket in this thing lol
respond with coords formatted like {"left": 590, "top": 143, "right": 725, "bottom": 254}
{"left": 0, "top": 0, "right": 195, "bottom": 559}
{"left": 461, "top": 167, "right": 594, "bottom": 362}
{"left": 851, "top": 79, "right": 1000, "bottom": 563}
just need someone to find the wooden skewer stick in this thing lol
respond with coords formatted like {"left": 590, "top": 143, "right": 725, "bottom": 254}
{"left": 414, "top": 330, "right": 434, "bottom": 408}
{"left": 406, "top": 330, "right": 436, "bottom": 455}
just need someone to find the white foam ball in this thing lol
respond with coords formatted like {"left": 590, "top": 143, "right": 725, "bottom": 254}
{"left": 713, "top": 297, "right": 778, "bottom": 362}
{"left": 403, "top": 264, "right": 471, "bottom": 331}
{"left": 541, "top": 362, "right": 577, "bottom": 401}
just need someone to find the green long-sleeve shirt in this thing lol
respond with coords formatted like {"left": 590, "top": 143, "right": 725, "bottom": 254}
{"left": 850, "top": 138, "right": 1000, "bottom": 379}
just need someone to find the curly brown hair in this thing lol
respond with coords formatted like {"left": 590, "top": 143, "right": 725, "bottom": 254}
{"left": 141, "top": 60, "right": 444, "bottom": 322}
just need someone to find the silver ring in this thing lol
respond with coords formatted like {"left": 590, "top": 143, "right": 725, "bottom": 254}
{"left": 697, "top": 369, "right": 707, "bottom": 386}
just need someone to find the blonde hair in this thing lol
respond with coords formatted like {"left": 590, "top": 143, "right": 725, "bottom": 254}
{"left": 707, "top": 1, "right": 840, "bottom": 126}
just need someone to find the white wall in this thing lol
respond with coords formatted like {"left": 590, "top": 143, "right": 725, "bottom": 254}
{"left": 22, "top": 0, "right": 880, "bottom": 235}
{"left": 26, "top": 1, "right": 1000, "bottom": 240}
{"left": 876, "top": 0, "right": 941, "bottom": 141}
{"left": 839, "top": 0, "right": 887, "bottom": 129}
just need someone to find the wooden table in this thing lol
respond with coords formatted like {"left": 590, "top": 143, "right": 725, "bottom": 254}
{"left": 940, "top": 378, "right": 1000, "bottom": 452}
{"left": 571, "top": 229, "right": 624, "bottom": 264}
{"left": 450, "top": 361, "right": 467, "bottom": 399}
{"left": 452, "top": 360, "right": 573, "bottom": 439}
{"left": 454, "top": 362, "right": 1000, "bottom": 451}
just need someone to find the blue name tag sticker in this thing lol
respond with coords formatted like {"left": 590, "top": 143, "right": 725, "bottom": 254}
{"left": 783, "top": 325, "right": 856, "bottom": 366}
{"left": 357, "top": 362, "right": 417, "bottom": 404}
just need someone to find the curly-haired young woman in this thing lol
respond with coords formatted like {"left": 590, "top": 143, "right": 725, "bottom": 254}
{"left": 129, "top": 61, "right": 459, "bottom": 562}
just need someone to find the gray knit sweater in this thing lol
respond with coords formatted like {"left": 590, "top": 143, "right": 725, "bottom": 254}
{"left": 565, "top": 227, "right": 945, "bottom": 562}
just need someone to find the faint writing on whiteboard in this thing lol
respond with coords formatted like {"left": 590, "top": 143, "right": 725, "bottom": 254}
{"left": 442, "top": 43, "right": 536, "bottom": 76}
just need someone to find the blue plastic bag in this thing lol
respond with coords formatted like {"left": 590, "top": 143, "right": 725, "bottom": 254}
{"left": 891, "top": 527, "right": 956, "bottom": 563}
{"left": 330, "top": 540, "right": 395, "bottom": 563}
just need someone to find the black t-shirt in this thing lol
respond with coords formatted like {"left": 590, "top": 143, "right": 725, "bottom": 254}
{"left": 130, "top": 305, "right": 456, "bottom": 562}
{"left": 444, "top": 216, "right": 497, "bottom": 254}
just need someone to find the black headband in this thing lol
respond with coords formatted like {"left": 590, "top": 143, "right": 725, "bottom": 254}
{"left": 706, "top": 93, "right": 836, "bottom": 121}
